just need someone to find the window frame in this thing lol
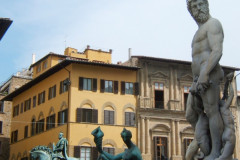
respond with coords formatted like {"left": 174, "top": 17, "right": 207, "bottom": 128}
{"left": 58, "top": 109, "right": 68, "bottom": 126}
{"left": 154, "top": 82, "right": 164, "bottom": 109}
{"left": 46, "top": 114, "right": 56, "bottom": 130}
{"left": 125, "top": 112, "right": 135, "bottom": 126}
{"left": 48, "top": 85, "right": 56, "bottom": 100}
{"left": 104, "top": 110, "right": 114, "bottom": 125}
{"left": 104, "top": 80, "right": 113, "bottom": 93}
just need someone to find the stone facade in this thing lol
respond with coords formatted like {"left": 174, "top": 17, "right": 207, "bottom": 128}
{"left": 0, "top": 76, "right": 31, "bottom": 160}
{"left": 125, "top": 56, "right": 240, "bottom": 160}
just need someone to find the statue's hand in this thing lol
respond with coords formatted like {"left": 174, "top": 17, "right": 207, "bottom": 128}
{"left": 197, "top": 74, "right": 209, "bottom": 94}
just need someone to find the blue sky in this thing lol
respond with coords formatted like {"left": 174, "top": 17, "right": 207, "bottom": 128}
{"left": 1, "top": 0, "right": 240, "bottom": 89}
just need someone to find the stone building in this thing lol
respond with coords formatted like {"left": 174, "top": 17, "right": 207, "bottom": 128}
{"left": 125, "top": 56, "right": 240, "bottom": 160}
{"left": 0, "top": 72, "right": 32, "bottom": 160}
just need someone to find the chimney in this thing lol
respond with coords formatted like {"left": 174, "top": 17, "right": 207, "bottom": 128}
{"left": 32, "top": 54, "right": 36, "bottom": 64}
{"left": 128, "top": 48, "right": 132, "bottom": 60}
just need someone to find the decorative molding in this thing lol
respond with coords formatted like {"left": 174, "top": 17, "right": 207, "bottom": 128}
{"left": 180, "top": 126, "right": 194, "bottom": 134}
{"left": 79, "top": 99, "right": 95, "bottom": 109}
{"left": 78, "top": 137, "right": 95, "bottom": 146}
{"left": 48, "top": 106, "right": 55, "bottom": 116}
{"left": 102, "top": 139, "right": 118, "bottom": 148}
{"left": 101, "top": 101, "right": 117, "bottom": 124}
{"left": 122, "top": 103, "right": 135, "bottom": 125}
{"left": 151, "top": 124, "right": 171, "bottom": 132}
{"left": 150, "top": 71, "right": 169, "bottom": 79}
{"left": 38, "top": 111, "right": 44, "bottom": 120}
{"left": 178, "top": 74, "right": 193, "bottom": 82}
{"left": 60, "top": 101, "right": 67, "bottom": 111}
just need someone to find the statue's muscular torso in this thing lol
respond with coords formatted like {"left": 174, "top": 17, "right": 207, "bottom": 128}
{"left": 191, "top": 17, "right": 224, "bottom": 82}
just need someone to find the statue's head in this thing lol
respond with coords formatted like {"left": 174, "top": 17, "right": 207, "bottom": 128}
{"left": 59, "top": 132, "right": 64, "bottom": 139}
{"left": 187, "top": 0, "right": 209, "bottom": 23}
{"left": 121, "top": 128, "right": 132, "bottom": 143}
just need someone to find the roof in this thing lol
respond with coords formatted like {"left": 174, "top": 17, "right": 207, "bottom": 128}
{"left": 3, "top": 59, "right": 140, "bottom": 101}
{"left": 0, "top": 18, "right": 12, "bottom": 40}
{"left": 29, "top": 52, "right": 67, "bottom": 68}
{"left": 132, "top": 56, "right": 240, "bottom": 71}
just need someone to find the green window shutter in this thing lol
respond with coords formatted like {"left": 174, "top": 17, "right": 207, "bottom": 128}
{"left": 60, "top": 81, "right": 63, "bottom": 94}
{"left": 79, "top": 77, "right": 83, "bottom": 90}
{"left": 48, "top": 87, "right": 51, "bottom": 100}
{"left": 100, "top": 79, "right": 105, "bottom": 93}
{"left": 92, "top": 78, "right": 97, "bottom": 92}
{"left": 134, "top": 82, "right": 139, "bottom": 95}
{"left": 114, "top": 81, "right": 118, "bottom": 94}
{"left": 74, "top": 146, "right": 80, "bottom": 158}
{"left": 76, "top": 108, "right": 82, "bottom": 122}
{"left": 92, "top": 109, "right": 98, "bottom": 123}
{"left": 121, "top": 81, "right": 125, "bottom": 95}
{"left": 92, "top": 147, "right": 99, "bottom": 160}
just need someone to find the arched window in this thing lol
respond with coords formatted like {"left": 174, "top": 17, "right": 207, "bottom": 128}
{"left": 104, "top": 106, "right": 114, "bottom": 125}
{"left": 124, "top": 108, "right": 135, "bottom": 126}
{"left": 76, "top": 103, "right": 98, "bottom": 123}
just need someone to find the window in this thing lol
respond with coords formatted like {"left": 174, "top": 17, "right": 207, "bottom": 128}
{"left": 121, "top": 82, "right": 139, "bottom": 95}
{"left": 13, "top": 105, "right": 19, "bottom": 117}
{"left": 184, "top": 86, "right": 191, "bottom": 111}
{"left": 105, "top": 80, "right": 113, "bottom": 93}
{"left": 36, "top": 119, "right": 44, "bottom": 134}
{"left": 37, "top": 65, "right": 41, "bottom": 73}
{"left": 48, "top": 85, "right": 56, "bottom": 100}
{"left": 24, "top": 125, "right": 28, "bottom": 138}
{"left": 46, "top": 114, "right": 55, "bottom": 130}
{"left": 154, "top": 137, "right": 168, "bottom": 160}
{"left": 79, "top": 77, "right": 97, "bottom": 92}
{"left": 103, "top": 147, "right": 115, "bottom": 155}
{"left": 11, "top": 130, "right": 18, "bottom": 143}
{"left": 155, "top": 82, "right": 164, "bottom": 109}
{"left": 125, "top": 112, "right": 135, "bottom": 126}
{"left": 38, "top": 91, "right": 45, "bottom": 105}
{"left": 0, "top": 101, "right": 4, "bottom": 112}
{"left": 125, "top": 82, "right": 133, "bottom": 94}
{"left": 33, "top": 96, "right": 36, "bottom": 108}
{"left": 60, "top": 78, "right": 69, "bottom": 94}
{"left": 183, "top": 139, "right": 193, "bottom": 157}
{"left": 43, "top": 61, "right": 48, "bottom": 69}
{"left": 0, "top": 121, "right": 2, "bottom": 134}
{"left": 58, "top": 109, "right": 68, "bottom": 126}
{"left": 24, "top": 98, "right": 31, "bottom": 112}
{"left": 80, "top": 147, "right": 91, "bottom": 160}
{"left": 100, "top": 80, "right": 119, "bottom": 94}
{"left": 104, "top": 110, "right": 114, "bottom": 125}
{"left": 73, "top": 146, "right": 98, "bottom": 160}
{"left": 20, "top": 102, "right": 23, "bottom": 113}
{"left": 31, "top": 119, "right": 36, "bottom": 136}
{"left": 76, "top": 108, "right": 98, "bottom": 123}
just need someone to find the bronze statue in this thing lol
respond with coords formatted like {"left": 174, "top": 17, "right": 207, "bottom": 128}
{"left": 52, "top": 132, "right": 68, "bottom": 160}
{"left": 185, "top": 0, "right": 236, "bottom": 159}
{"left": 92, "top": 127, "right": 142, "bottom": 160}
{"left": 30, "top": 132, "right": 78, "bottom": 160}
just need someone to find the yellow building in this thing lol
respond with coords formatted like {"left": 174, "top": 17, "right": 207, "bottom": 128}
{"left": 3, "top": 46, "right": 139, "bottom": 160}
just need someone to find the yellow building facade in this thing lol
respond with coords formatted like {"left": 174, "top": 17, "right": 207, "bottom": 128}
{"left": 4, "top": 47, "right": 139, "bottom": 160}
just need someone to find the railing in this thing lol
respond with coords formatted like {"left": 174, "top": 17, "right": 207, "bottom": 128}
{"left": 155, "top": 101, "right": 164, "bottom": 109}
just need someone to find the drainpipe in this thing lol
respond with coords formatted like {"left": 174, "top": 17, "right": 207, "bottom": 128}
{"left": 60, "top": 64, "right": 71, "bottom": 154}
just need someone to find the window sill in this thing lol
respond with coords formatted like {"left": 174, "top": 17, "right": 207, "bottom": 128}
{"left": 0, "top": 111, "right": 5, "bottom": 114}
